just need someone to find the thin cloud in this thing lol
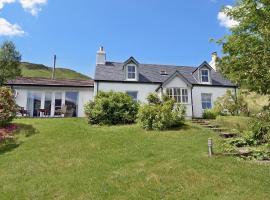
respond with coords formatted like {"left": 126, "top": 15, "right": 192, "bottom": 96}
{"left": 218, "top": 5, "right": 239, "bottom": 29}
{"left": 0, "top": 0, "right": 15, "bottom": 9}
{"left": 19, "top": 0, "right": 47, "bottom": 16}
{"left": 0, "top": 18, "right": 24, "bottom": 36}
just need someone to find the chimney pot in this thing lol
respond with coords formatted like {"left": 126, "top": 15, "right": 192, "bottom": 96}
{"left": 96, "top": 46, "right": 106, "bottom": 65}
{"left": 210, "top": 52, "right": 218, "bottom": 71}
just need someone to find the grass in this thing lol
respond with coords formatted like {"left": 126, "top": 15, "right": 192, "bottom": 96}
{"left": 214, "top": 116, "right": 252, "bottom": 133}
{"left": 0, "top": 118, "right": 269, "bottom": 199}
{"left": 20, "top": 62, "right": 90, "bottom": 80}
{"left": 243, "top": 91, "right": 269, "bottom": 114}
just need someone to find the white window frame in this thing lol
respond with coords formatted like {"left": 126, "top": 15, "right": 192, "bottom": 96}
{"left": 126, "top": 64, "right": 137, "bottom": 81}
{"left": 201, "top": 69, "right": 210, "bottom": 83}
{"left": 126, "top": 91, "right": 138, "bottom": 101}
{"left": 166, "top": 88, "right": 189, "bottom": 104}
{"left": 201, "top": 93, "right": 212, "bottom": 110}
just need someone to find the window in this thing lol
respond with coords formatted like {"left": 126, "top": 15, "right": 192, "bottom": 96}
{"left": 27, "top": 91, "right": 42, "bottom": 117}
{"left": 44, "top": 92, "right": 52, "bottom": 116}
{"left": 65, "top": 92, "right": 79, "bottom": 117}
{"left": 201, "top": 69, "right": 209, "bottom": 83}
{"left": 54, "top": 92, "right": 62, "bottom": 116}
{"left": 201, "top": 93, "right": 212, "bottom": 109}
{"left": 166, "top": 88, "right": 188, "bottom": 103}
{"left": 127, "top": 65, "right": 136, "bottom": 80}
{"left": 126, "top": 91, "right": 138, "bottom": 101}
{"left": 182, "top": 89, "right": 188, "bottom": 103}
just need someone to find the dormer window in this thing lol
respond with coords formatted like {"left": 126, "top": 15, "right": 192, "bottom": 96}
{"left": 201, "top": 69, "right": 210, "bottom": 83}
{"left": 127, "top": 65, "right": 136, "bottom": 80}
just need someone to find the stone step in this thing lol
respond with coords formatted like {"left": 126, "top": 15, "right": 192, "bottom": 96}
{"left": 210, "top": 127, "right": 227, "bottom": 132}
{"left": 202, "top": 124, "right": 219, "bottom": 128}
{"left": 219, "top": 132, "right": 237, "bottom": 138}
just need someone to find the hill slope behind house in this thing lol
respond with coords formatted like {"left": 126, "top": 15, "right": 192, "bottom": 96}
{"left": 20, "top": 62, "right": 90, "bottom": 80}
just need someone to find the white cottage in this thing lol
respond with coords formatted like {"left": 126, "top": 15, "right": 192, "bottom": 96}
{"left": 7, "top": 47, "right": 237, "bottom": 118}
{"left": 94, "top": 47, "right": 237, "bottom": 118}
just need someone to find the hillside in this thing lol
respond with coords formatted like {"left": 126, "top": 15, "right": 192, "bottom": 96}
{"left": 20, "top": 62, "right": 90, "bottom": 80}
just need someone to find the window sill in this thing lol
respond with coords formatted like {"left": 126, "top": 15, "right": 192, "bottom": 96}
{"left": 201, "top": 82, "right": 211, "bottom": 84}
{"left": 126, "top": 79, "right": 137, "bottom": 81}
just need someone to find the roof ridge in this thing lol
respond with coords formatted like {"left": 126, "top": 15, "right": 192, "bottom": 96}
{"left": 15, "top": 77, "right": 92, "bottom": 81}
{"left": 105, "top": 61, "right": 195, "bottom": 68}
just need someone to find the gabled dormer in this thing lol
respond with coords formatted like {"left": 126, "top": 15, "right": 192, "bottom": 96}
{"left": 192, "top": 61, "right": 213, "bottom": 84}
{"left": 123, "top": 57, "right": 139, "bottom": 81}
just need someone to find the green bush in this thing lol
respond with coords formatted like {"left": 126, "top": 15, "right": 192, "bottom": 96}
{"left": 84, "top": 91, "right": 139, "bottom": 125}
{"left": 202, "top": 109, "right": 218, "bottom": 119}
{"left": 0, "top": 87, "right": 17, "bottom": 127}
{"left": 249, "top": 109, "right": 270, "bottom": 145}
{"left": 213, "top": 90, "right": 248, "bottom": 116}
{"left": 137, "top": 93, "right": 186, "bottom": 130}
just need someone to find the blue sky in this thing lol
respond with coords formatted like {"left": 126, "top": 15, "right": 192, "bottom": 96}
{"left": 0, "top": 0, "right": 235, "bottom": 77}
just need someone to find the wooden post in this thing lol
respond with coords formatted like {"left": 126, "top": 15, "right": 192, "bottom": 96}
{"left": 208, "top": 138, "right": 213, "bottom": 157}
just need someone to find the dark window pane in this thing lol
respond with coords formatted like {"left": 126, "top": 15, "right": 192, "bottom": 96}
{"left": 65, "top": 92, "right": 78, "bottom": 117}
{"left": 126, "top": 91, "right": 138, "bottom": 101}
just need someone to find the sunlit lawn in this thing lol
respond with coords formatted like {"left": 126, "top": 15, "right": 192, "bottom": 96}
{"left": 0, "top": 118, "right": 269, "bottom": 200}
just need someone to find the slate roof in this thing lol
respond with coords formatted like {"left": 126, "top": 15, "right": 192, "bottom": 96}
{"left": 95, "top": 61, "right": 236, "bottom": 87}
{"left": 7, "top": 77, "right": 94, "bottom": 87}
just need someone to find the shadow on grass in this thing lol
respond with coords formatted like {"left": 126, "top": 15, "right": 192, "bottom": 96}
{"left": 153, "top": 123, "right": 197, "bottom": 132}
{"left": 0, "top": 139, "right": 20, "bottom": 154}
{"left": 15, "top": 123, "right": 39, "bottom": 137}
{"left": 0, "top": 123, "right": 38, "bottom": 155}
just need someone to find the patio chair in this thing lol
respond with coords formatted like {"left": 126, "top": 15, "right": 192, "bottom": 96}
{"left": 61, "top": 105, "right": 75, "bottom": 117}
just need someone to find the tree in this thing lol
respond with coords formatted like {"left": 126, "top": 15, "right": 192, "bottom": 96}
{"left": 217, "top": 0, "right": 270, "bottom": 95}
{"left": 0, "top": 41, "right": 21, "bottom": 86}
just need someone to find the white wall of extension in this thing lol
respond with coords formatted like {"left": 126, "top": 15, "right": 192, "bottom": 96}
{"left": 13, "top": 86, "right": 94, "bottom": 117}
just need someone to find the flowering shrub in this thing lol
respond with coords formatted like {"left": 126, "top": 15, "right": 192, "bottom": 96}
{"left": 137, "top": 93, "right": 186, "bottom": 130}
{"left": 0, "top": 87, "right": 17, "bottom": 127}
{"left": 84, "top": 91, "right": 139, "bottom": 125}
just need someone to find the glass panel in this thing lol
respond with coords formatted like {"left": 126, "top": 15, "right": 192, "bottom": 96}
{"left": 27, "top": 92, "right": 42, "bottom": 117}
{"left": 128, "top": 66, "right": 135, "bottom": 72}
{"left": 65, "top": 92, "right": 78, "bottom": 117}
{"left": 54, "top": 92, "right": 62, "bottom": 116}
{"left": 201, "top": 70, "right": 209, "bottom": 82}
{"left": 128, "top": 66, "right": 136, "bottom": 79}
{"left": 45, "top": 92, "right": 52, "bottom": 116}
{"left": 201, "top": 93, "right": 212, "bottom": 109}
{"left": 126, "top": 91, "right": 138, "bottom": 101}
{"left": 166, "top": 88, "right": 173, "bottom": 98}
{"left": 173, "top": 88, "right": 181, "bottom": 103}
{"left": 181, "top": 89, "right": 188, "bottom": 103}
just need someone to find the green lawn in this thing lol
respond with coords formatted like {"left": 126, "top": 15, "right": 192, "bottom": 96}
{"left": 214, "top": 116, "right": 251, "bottom": 133}
{"left": 0, "top": 118, "right": 269, "bottom": 200}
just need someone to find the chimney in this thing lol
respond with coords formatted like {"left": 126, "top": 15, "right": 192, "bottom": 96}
{"left": 209, "top": 52, "right": 218, "bottom": 71}
{"left": 96, "top": 46, "right": 106, "bottom": 65}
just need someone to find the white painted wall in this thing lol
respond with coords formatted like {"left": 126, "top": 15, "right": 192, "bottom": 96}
{"left": 192, "top": 86, "right": 235, "bottom": 118}
{"left": 13, "top": 86, "right": 94, "bottom": 117}
{"left": 97, "top": 81, "right": 160, "bottom": 103}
